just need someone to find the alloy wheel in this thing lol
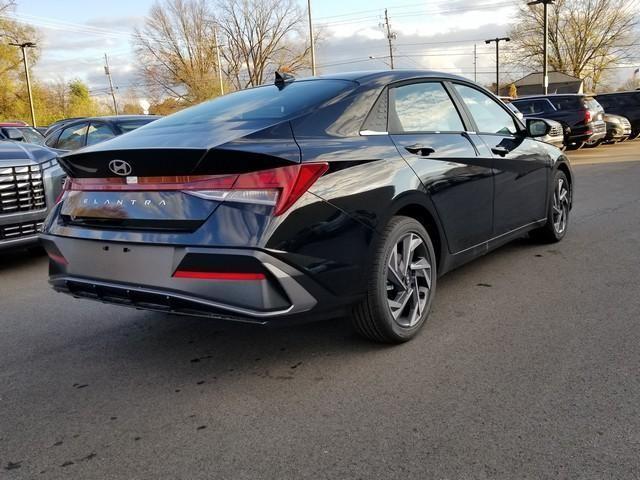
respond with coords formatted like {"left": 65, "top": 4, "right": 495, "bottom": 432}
{"left": 552, "top": 178, "right": 570, "bottom": 235}
{"left": 386, "top": 232, "right": 433, "bottom": 328}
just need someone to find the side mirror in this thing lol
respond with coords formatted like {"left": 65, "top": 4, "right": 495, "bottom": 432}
{"left": 6, "top": 128, "right": 24, "bottom": 141}
{"left": 526, "top": 118, "right": 550, "bottom": 138}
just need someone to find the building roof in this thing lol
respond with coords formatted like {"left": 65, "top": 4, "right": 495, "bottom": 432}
{"left": 514, "top": 71, "right": 582, "bottom": 86}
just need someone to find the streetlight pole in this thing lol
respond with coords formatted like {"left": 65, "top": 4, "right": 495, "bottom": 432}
{"left": 213, "top": 25, "right": 224, "bottom": 95}
{"left": 485, "top": 37, "right": 510, "bottom": 95}
{"left": 307, "top": 0, "right": 316, "bottom": 75}
{"left": 383, "top": 9, "right": 396, "bottom": 69}
{"left": 9, "top": 42, "right": 37, "bottom": 127}
{"left": 104, "top": 53, "right": 119, "bottom": 115}
{"left": 528, "top": 0, "right": 555, "bottom": 95}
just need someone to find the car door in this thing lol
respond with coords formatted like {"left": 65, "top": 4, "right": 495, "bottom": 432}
{"left": 388, "top": 80, "right": 494, "bottom": 253}
{"left": 451, "top": 83, "right": 550, "bottom": 237}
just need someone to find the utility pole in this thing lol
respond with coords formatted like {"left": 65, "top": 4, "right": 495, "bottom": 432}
{"left": 485, "top": 37, "right": 510, "bottom": 95}
{"left": 528, "top": 0, "right": 555, "bottom": 95}
{"left": 104, "top": 53, "right": 118, "bottom": 115}
{"left": 383, "top": 9, "right": 396, "bottom": 69}
{"left": 9, "top": 42, "right": 37, "bottom": 127}
{"left": 213, "top": 25, "right": 224, "bottom": 95}
{"left": 473, "top": 43, "right": 477, "bottom": 83}
{"left": 307, "top": 0, "right": 316, "bottom": 75}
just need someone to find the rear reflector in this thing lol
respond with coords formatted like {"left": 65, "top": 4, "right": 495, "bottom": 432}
{"left": 173, "top": 271, "right": 266, "bottom": 281}
{"left": 66, "top": 163, "right": 329, "bottom": 216}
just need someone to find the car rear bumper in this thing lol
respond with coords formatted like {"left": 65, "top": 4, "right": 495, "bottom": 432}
{"left": 41, "top": 234, "right": 321, "bottom": 324}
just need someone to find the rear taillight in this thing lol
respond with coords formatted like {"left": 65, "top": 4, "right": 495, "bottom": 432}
{"left": 584, "top": 109, "right": 592, "bottom": 123}
{"left": 66, "top": 163, "right": 329, "bottom": 216}
{"left": 55, "top": 177, "right": 70, "bottom": 204}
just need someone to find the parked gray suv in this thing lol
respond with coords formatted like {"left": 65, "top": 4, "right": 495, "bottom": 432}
{"left": 0, "top": 142, "right": 65, "bottom": 250}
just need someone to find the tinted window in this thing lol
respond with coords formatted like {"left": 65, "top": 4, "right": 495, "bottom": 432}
{"left": 86, "top": 123, "right": 116, "bottom": 146}
{"left": 550, "top": 97, "right": 582, "bottom": 111}
{"left": 390, "top": 82, "right": 464, "bottom": 132}
{"left": 17, "top": 127, "right": 45, "bottom": 145}
{"left": 116, "top": 120, "right": 155, "bottom": 134}
{"left": 145, "top": 80, "right": 355, "bottom": 130}
{"left": 45, "top": 130, "right": 61, "bottom": 147}
{"left": 454, "top": 84, "right": 518, "bottom": 135}
{"left": 56, "top": 123, "right": 88, "bottom": 150}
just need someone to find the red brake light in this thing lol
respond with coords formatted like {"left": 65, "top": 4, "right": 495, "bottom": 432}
{"left": 584, "top": 109, "right": 592, "bottom": 123}
{"left": 235, "top": 163, "right": 329, "bottom": 215}
{"left": 65, "top": 162, "right": 329, "bottom": 216}
{"left": 173, "top": 271, "right": 265, "bottom": 281}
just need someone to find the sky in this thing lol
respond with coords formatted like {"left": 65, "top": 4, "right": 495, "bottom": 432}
{"left": 6, "top": 0, "right": 639, "bottom": 102}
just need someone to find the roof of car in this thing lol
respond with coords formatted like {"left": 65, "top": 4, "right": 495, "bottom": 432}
{"left": 596, "top": 90, "right": 640, "bottom": 96}
{"left": 312, "top": 69, "right": 471, "bottom": 85}
{"left": 514, "top": 94, "right": 591, "bottom": 100}
{"left": 0, "top": 122, "right": 29, "bottom": 127}
{"left": 64, "top": 115, "right": 159, "bottom": 123}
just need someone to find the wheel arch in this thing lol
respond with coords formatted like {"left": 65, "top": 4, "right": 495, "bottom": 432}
{"left": 555, "top": 159, "right": 574, "bottom": 208}
{"left": 387, "top": 193, "right": 448, "bottom": 272}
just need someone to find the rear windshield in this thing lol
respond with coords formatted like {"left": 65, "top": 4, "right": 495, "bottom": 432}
{"left": 117, "top": 119, "right": 156, "bottom": 133}
{"left": 584, "top": 98, "right": 603, "bottom": 112}
{"left": 549, "top": 97, "right": 583, "bottom": 110}
{"left": 144, "top": 80, "right": 356, "bottom": 129}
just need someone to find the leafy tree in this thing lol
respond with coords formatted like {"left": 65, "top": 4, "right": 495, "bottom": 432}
{"left": 509, "top": 0, "right": 639, "bottom": 90}
{"left": 133, "top": 0, "right": 222, "bottom": 104}
{"left": 149, "top": 97, "right": 182, "bottom": 115}
{"left": 217, "top": 0, "right": 311, "bottom": 90}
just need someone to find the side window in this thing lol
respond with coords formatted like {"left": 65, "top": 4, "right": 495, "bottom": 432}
{"left": 45, "top": 130, "right": 61, "bottom": 147}
{"left": 454, "top": 84, "right": 518, "bottom": 135}
{"left": 536, "top": 100, "right": 555, "bottom": 113}
{"left": 389, "top": 82, "right": 464, "bottom": 133}
{"left": 56, "top": 123, "right": 88, "bottom": 150}
{"left": 86, "top": 122, "right": 116, "bottom": 146}
{"left": 512, "top": 100, "right": 533, "bottom": 114}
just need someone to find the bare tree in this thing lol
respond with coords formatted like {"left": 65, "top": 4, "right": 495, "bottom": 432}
{"left": 133, "top": 0, "right": 222, "bottom": 104}
{"left": 509, "top": 0, "right": 639, "bottom": 90}
{"left": 215, "top": 0, "right": 311, "bottom": 90}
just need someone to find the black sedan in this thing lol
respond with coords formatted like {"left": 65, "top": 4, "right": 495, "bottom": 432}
{"left": 44, "top": 115, "right": 159, "bottom": 151}
{"left": 41, "top": 71, "right": 573, "bottom": 343}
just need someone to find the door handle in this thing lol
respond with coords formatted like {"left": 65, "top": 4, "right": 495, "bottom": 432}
{"left": 491, "top": 146, "right": 510, "bottom": 157}
{"left": 405, "top": 144, "right": 436, "bottom": 157}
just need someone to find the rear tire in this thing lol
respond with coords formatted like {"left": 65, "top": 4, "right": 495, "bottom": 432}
{"left": 530, "top": 170, "right": 571, "bottom": 243}
{"left": 352, "top": 216, "right": 436, "bottom": 343}
{"left": 585, "top": 139, "right": 603, "bottom": 148}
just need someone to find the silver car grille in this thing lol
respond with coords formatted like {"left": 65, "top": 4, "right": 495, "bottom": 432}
{"left": 0, "top": 165, "right": 46, "bottom": 215}
{"left": 0, "top": 220, "right": 44, "bottom": 241}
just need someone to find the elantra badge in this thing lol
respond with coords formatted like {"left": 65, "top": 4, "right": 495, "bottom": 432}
{"left": 109, "top": 159, "right": 133, "bottom": 176}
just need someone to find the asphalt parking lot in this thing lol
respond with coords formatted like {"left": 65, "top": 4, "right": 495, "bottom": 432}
{"left": 1, "top": 141, "right": 639, "bottom": 479}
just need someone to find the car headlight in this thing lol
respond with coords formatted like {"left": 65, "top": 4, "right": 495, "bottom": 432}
{"left": 40, "top": 158, "right": 59, "bottom": 170}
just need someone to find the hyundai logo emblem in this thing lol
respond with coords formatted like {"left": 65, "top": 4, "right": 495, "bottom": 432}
{"left": 109, "top": 159, "right": 133, "bottom": 176}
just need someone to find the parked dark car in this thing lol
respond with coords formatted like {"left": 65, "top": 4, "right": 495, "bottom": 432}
{"left": 602, "top": 113, "right": 632, "bottom": 144}
{"left": 595, "top": 91, "right": 640, "bottom": 139}
{"left": 0, "top": 123, "right": 46, "bottom": 146}
{"left": 1, "top": 142, "right": 65, "bottom": 249}
{"left": 44, "top": 115, "right": 159, "bottom": 151}
{"left": 511, "top": 94, "right": 606, "bottom": 149}
{"left": 41, "top": 71, "right": 572, "bottom": 343}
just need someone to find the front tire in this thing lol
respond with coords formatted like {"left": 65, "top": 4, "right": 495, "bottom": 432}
{"left": 530, "top": 170, "right": 571, "bottom": 243}
{"left": 352, "top": 216, "right": 436, "bottom": 343}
